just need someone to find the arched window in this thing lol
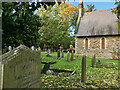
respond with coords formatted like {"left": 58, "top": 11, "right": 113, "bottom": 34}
{"left": 102, "top": 38, "right": 105, "bottom": 49}
{"left": 85, "top": 38, "right": 88, "bottom": 49}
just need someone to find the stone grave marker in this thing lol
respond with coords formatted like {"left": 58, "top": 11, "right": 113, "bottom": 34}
{"left": 57, "top": 49, "right": 60, "bottom": 58}
{"left": 0, "top": 45, "right": 41, "bottom": 88}
{"left": 81, "top": 55, "right": 86, "bottom": 83}
{"left": 38, "top": 47, "right": 41, "bottom": 57}
{"left": 67, "top": 51, "right": 70, "bottom": 62}
{"left": 71, "top": 50, "right": 74, "bottom": 61}
{"left": 31, "top": 46, "right": 34, "bottom": 51}
{"left": 8, "top": 46, "right": 12, "bottom": 51}
{"left": 92, "top": 54, "right": 96, "bottom": 67}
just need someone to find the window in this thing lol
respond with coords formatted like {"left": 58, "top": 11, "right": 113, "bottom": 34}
{"left": 102, "top": 38, "right": 105, "bottom": 49}
{"left": 85, "top": 38, "right": 88, "bottom": 49}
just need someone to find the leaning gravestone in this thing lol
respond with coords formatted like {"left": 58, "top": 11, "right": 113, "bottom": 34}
{"left": 0, "top": 45, "right": 41, "bottom": 88}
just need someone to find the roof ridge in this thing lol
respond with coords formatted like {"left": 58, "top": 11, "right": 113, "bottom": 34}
{"left": 84, "top": 8, "right": 113, "bottom": 14}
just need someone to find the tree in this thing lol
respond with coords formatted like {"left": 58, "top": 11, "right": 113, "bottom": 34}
{"left": 84, "top": 4, "right": 96, "bottom": 12}
{"left": 2, "top": 1, "right": 63, "bottom": 49}
{"left": 36, "top": 2, "right": 78, "bottom": 50}
{"left": 2, "top": 2, "right": 42, "bottom": 48}
{"left": 112, "top": 1, "right": 120, "bottom": 30}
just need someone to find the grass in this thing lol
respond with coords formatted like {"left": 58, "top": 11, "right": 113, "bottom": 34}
{"left": 41, "top": 52, "right": 119, "bottom": 88}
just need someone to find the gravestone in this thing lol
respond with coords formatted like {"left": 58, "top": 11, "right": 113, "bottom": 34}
{"left": 8, "top": 46, "right": 12, "bottom": 51}
{"left": 71, "top": 50, "right": 74, "bottom": 61}
{"left": 81, "top": 55, "right": 86, "bottom": 83}
{"left": 91, "top": 54, "right": 96, "bottom": 67}
{"left": 67, "top": 51, "right": 70, "bottom": 62}
{"left": 31, "top": 46, "right": 34, "bottom": 51}
{"left": 62, "top": 50, "right": 64, "bottom": 57}
{"left": 57, "top": 49, "right": 60, "bottom": 58}
{"left": 38, "top": 47, "right": 41, "bottom": 57}
{"left": 0, "top": 45, "right": 41, "bottom": 88}
{"left": 46, "top": 49, "right": 53, "bottom": 57}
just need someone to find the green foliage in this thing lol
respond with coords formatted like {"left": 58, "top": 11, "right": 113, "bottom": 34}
{"left": 2, "top": 2, "right": 42, "bottom": 48}
{"left": 84, "top": 4, "right": 96, "bottom": 12}
{"left": 36, "top": 3, "right": 77, "bottom": 50}
{"left": 2, "top": 2, "right": 76, "bottom": 51}
{"left": 112, "top": 1, "right": 120, "bottom": 30}
{"left": 2, "top": 1, "right": 62, "bottom": 49}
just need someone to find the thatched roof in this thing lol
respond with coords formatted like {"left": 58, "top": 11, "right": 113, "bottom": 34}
{"left": 76, "top": 9, "right": 120, "bottom": 37}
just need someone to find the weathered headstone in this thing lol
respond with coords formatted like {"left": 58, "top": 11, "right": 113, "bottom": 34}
{"left": 71, "top": 50, "right": 74, "bottom": 61}
{"left": 92, "top": 54, "right": 96, "bottom": 67}
{"left": 8, "top": 46, "right": 12, "bottom": 51}
{"left": 57, "top": 49, "right": 60, "bottom": 58}
{"left": 0, "top": 45, "right": 41, "bottom": 88}
{"left": 67, "top": 51, "right": 70, "bottom": 62}
{"left": 38, "top": 47, "right": 41, "bottom": 57}
{"left": 62, "top": 50, "right": 64, "bottom": 58}
{"left": 81, "top": 55, "right": 86, "bottom": 83}
{"left": 31, "top": 46, "right": 34, "bottom": 51}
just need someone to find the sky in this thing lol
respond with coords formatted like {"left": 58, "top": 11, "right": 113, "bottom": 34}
{"left": 34, "top": 0, "right": 118, "bottom": 10}
{"left": 69, "top": 2, "right": 117, "bottom": 10}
